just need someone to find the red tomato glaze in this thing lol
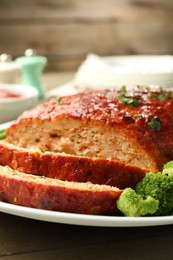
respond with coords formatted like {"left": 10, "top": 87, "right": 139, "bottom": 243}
{"left": 0, "top": 89, "right": 21, "bottom": 98}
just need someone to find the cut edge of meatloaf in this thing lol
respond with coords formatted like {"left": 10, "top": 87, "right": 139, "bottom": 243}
{"left": 6, "top": 85, "right": 173, "bottom": 173}
{"left": 0, "top": 165, "right": 122, "bottom": 215}
{"left": 5, "top": 117, "right": 159, "bottom": 172}
{"left": 0, "top": 140, "right": 148, "bottom": 189}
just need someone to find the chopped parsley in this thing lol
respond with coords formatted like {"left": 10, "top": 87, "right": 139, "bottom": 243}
{"left": 0, "top": 129, "right": 6, "bottom": 140}
{"left": 56, "top": 99, "right": 61, "bottom": 105}
{"left": 149, "top": 91, "right": 173, "bottom": 101}
{"left": 148, "top": 116, "right": 161, "bottom": 129}
{"left": 145, "top": 86, "right": 150, "bottom": 90}
{"left": 81, "top": 153, "right": 88, "bottom": 157}
{"left": 118, "top": 86, "right": 140, "bottom": 106}
{"left": 40, "top": 149, "right": 53, "bottom": 154}
{"left": 120, "top": 85, "right": 127, "bottom": 92}
{"left": 13, "top": 197, "right": 17, "bottom": 203}
{"left": 149, "top": 93, "right": 167, "bottom": 101}
{"left": 158, "top": 95, "right": 168, "bottom": 101}
{"left": 12, "top": 170, "right": 18, "bottom": 175}
{"left": 118, "top": 92, "right": 140, "bottom": 107}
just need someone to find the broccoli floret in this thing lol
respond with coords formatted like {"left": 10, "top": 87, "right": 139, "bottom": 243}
{"left": 117, "top": 188, "right": 159, "bottom": 217}
{"left": 162, "top": 161, "right": 173, "bottom": 176}
{"left": 117, "top": 161, "right": 173, "bottom": 217}
{"left": 136, "top": 172, "right": 173, "bottom": 216}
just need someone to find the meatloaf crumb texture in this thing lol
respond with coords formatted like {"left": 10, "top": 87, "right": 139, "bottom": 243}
{"left": 1, "top": 85, "right": 173, "bottom": 215}
{"left": 0, "top": 165, "right": 122, "bottom": 215}
{"left": 7, "top": 86, "right": 173, "bottom": 171}
{"left": 6, "top": 86, "right": 173, "bottom": 172}
{"left": 0, "top": 141, "right": 147, "bottom": 189}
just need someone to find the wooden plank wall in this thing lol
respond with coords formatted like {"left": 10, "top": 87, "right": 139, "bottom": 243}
{"left": 0, "top": 0, "right": 173, "bottom": 71}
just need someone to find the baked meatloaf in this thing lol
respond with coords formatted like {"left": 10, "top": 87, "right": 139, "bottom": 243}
{"left": 0, "top": 165, "right": 122, "bottom": 215}
{"left": 0, "top": 141, "right": 146, "bottom": 189}
{"left": 5, "top": 85, "right": 173, "bottom": 172}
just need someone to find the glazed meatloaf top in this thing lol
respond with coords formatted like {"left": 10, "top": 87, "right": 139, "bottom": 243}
{"left": 6, "top": 85, "right": 173, "bottom": 172}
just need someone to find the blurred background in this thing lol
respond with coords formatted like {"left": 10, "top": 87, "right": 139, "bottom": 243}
{"left": 0, "top": 0, "right": 173, "bottom": 72}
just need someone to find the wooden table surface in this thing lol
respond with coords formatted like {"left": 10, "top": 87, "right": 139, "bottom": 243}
{"left": 1, "top": 72, "right": 173, "bottom": 259}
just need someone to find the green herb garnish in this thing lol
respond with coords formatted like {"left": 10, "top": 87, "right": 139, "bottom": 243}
{"left": 145, "top": 86, "right": 150, "bottom": 90}
{"left": 56, "top": 99, "right": 61, "bottom": 105}
{"left": 0, "top": 129, "right": 6, "bottom": 140}
{"left": 81, "top": 153, "right": 88, "bottom": 157}
{"left": 120, "top": 85, "right": 126, "bottom": 92}
{"left": 41, "top": 149, "right": 53, "bottom": 154}
{"left": 148, "top": 117, "right": 161, "bottom": 129}
{"left": 149, "top": 91, "right": 173, "bottom": 101}
{"left": 118, "top": 92, "right": 140, "bottom": 106}
{"left": 13, "top": 197, "right": 17, "bottom": 203}
{"left": 149, "top": 93, "right": 167, "bottom": 101}
{"left": 12, "top": 170, "right": 18, "bottom": 176}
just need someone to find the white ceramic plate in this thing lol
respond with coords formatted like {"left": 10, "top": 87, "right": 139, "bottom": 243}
{"left": 1, "top": 122, "right": 173, "bottom": 227}
{"left": 1, "top": 201, "right": 173, "bottom": 227}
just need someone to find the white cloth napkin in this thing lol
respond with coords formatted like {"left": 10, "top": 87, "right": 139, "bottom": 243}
{"left": 75, "top": 53, "right": 173, "bottom": 88}
{"left": 46, "top": 53, "right": 173, "bottom": 98}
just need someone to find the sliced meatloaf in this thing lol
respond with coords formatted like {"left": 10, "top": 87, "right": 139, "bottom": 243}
{"left": 0, "top": 141, "right": 147, "bottom": 189}
{"left": 0, "top": 165, "right": 122, "bottom": 215}
{"left": 5, "top": 85, "right": 173, "bottom": 172}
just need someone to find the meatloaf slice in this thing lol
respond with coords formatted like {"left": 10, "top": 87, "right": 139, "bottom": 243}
{"left": 0, "top": 141, "right": 147, "bottom": 189}
{"left": 5, "top": 85, "right": 173, "bottom": 172}
{"left": 0, "top": 165, "right": 122, "bottom": 215}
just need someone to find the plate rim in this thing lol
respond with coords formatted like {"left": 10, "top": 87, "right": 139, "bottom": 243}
{"left": 1, "top": 201, "right": 173, "bottom": 227}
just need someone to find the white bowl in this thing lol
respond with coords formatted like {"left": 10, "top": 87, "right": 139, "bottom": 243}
{"left": 0, "top": 84, "right": 38, "bottom": 123}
